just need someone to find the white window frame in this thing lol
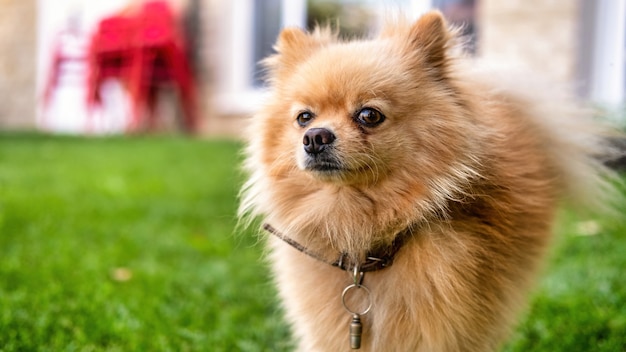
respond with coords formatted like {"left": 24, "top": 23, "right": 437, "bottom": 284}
{"left": 212, "top": 0, "right": 306, "bottom": 116}
{"left": 589, "top": 0, "right": 626, "bottom": 107}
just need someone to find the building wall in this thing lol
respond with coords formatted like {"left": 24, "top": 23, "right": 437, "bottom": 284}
{"left": 0, "top": 0, "right": 37, "bottom": 129}
{"left": 478, "top": 0, "right": 579, "bottom": 84}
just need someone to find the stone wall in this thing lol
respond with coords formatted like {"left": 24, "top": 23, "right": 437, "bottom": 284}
{"left": 478, "top": 0, "right": 579, "bottom": 84}
{"left": 0, "top": 0, "right": 37, "bottom": 129}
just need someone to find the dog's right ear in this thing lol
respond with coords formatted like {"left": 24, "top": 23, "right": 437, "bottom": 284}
{"left": 263, "top": 27, "right": 334, "bottom": 82}
{"left": 276, "top": 27, "right": 315, "bottom": 57}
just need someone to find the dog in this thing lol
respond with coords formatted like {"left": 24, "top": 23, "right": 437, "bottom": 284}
{"left": 238, "top": 11, "right": 615, "bottom": 351}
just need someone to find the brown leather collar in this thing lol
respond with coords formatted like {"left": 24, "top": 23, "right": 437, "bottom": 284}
{"left": 263, "top": 223, "right": 410, "bottom": 273}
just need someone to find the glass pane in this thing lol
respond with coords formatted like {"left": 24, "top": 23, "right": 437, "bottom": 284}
{"left": 252, "top": 0, "right": 282, "bottom": 87}
{"left": 306, "top": 0, "right": 375, "bottom": 39}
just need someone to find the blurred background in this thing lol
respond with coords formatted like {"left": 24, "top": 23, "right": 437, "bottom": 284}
{"left": 0, "top": 0, "right": 624, "bottom": 136}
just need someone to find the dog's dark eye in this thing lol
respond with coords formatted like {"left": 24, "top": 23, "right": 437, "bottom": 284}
{"left": 355, "top": 108, "right": 385, "bottom": 127}
{"left": 296, "top": 111, "right": 314, "bottom": 127}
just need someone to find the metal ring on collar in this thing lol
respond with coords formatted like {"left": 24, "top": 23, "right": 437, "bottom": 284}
{"left": 341, "top": 284, "right": 372, "bottom": 316}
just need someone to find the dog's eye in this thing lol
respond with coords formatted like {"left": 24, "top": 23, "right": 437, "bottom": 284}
{"left": 355, "top": 108, "right": 385, "bottom": 127}
{"left": 296, "top": 111, "right": 314, "bottom": 127}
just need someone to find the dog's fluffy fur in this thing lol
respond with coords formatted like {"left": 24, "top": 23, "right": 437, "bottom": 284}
{"left": 239, "top": 11, "right": 614, "bottom": 351}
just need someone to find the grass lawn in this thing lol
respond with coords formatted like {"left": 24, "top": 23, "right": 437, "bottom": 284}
{"left": 0, "top": 133, "right": 624, "bottom": 351}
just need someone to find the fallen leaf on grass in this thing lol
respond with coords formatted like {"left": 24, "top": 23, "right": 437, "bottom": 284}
{"left": 110, "top": 267, "right": 133, "bottom": 282}
{"left": 575, "top": 220, "right": 601, "bottom": 236}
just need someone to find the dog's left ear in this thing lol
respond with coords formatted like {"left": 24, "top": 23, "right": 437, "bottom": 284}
{"left": 381, "top": 11, "right": 452, "bottom": 75}
{"left": 408, "top": 11, "right": 451, "bottom": 72}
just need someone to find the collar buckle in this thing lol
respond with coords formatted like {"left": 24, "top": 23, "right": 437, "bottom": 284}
{"left": 334, "top": 253, "right": 393, "bottom": 273}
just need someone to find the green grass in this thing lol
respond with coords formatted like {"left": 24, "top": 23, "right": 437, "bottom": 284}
{"left": 0, "top": 133, "right": 624, "bottom": 351}
{"left": 0, "top": 134, "right": 291, "bottom": 351}
{"left": 504, "top": 203, "right": 626, "bottom": 351}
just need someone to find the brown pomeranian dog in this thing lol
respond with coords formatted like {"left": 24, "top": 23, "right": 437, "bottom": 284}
{"left": 239, "top": 11, "right": 615, "bottom": 352}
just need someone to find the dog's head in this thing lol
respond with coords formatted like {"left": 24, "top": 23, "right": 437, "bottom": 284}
{"left": 248, "top": 11, "right": 479, "bottom": 190}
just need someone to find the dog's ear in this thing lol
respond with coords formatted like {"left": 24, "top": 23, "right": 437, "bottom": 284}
{"left": 275, "top": 27, "right": 320, "bottom": 59}
{"left": 381, "top": 11, "right": 453, "bottom": 76}
{"left": 408, "top": 11, "right": 451, "bottom": 72}
{"left": 263, "top": 27, "right": 335, "bottom": 83}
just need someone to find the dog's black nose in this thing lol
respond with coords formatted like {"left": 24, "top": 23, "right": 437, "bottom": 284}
{"left": 303, "top": 128, "right": 336, "bottom": 155}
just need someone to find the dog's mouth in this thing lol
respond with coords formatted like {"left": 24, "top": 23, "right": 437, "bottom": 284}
{"left": 304, "top": 156, "right": 344, "bottom": 174}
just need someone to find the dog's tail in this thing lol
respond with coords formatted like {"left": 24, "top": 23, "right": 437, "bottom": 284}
{"left": 488, "top": 69, "right": 622, "bottom": 212}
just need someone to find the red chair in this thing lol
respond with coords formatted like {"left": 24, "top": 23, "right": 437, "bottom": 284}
{"left": 85, "top": 1, "right": 198, "bottom": 133}
{"left": 86, "top": 15, "right": 136, "bottom": 111}
{"left": 127, "top": 1, "right": 197, "bottom": 132}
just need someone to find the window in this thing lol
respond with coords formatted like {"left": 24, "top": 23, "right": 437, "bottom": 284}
{"left": 252, "top": 0, "right": 282, "bottom": 87}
